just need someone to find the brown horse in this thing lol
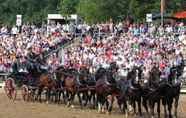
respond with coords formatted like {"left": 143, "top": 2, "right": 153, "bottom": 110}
{"left": 77, "top": 67, "right": 96, "bottom": 108}
{"left": 36, "top": 73, "right": 57, "bottom": 103}
{"left": 95, "top": 67, "right": 120, "bottom": 114}
{"left": 55, "top": 68, "right": 78, "bottom": 107}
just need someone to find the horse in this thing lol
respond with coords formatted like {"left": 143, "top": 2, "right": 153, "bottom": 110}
{"left": 126, "top": 66, "right": 143, "bottom": 117}
{"left": 116, "top": 77, "right": 129, "bottom": 117}
{"left": 140, "top": 65, "right": 162, "bottom": 118}
{"left": 62, "top": 68, "right": 78, "bottom": 107}
{"left": 95, "top": 63, "right": 120, "bottom": 114}
{"left": 26, "top": 62, "right": 57, "bottom": 103}
{"left": 162, "top": 66, "right": 182, "bottom": 118}
{"left": 77, "top": 67, "right": 96, "bottom": 108}
{"left": 140, "top": 65, "right": 179, "bottom": 118}
{"left": 54, "top": 66, "right": 66, "bottom": 104}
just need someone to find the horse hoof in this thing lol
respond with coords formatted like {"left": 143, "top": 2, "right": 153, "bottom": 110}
{"left": 106, "top": 111, "right": 111, "bottom": 115}
{"left": 125, "top": 113, "right": 128, "bottom": 118}
{"left": 71, "top": 105, "right": 75, "bottom": 108}
{"left": 102, "top": 109, "right": 105, "bottom": 113}
{"left": 128, "top": 105, "right": 133, "bottom": 113}
{"left": 98, "top": 110, "right": 101, "bottom": 114}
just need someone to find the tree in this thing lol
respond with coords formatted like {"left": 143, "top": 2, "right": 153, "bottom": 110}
{"left": 0, "top": 0, "right": 184, "bottom": 25}
{"left": 59, "top": 0, "right": 79, "bottom": 16}
{"left": 76, "top": 0, "right": 100, "bottom": 24}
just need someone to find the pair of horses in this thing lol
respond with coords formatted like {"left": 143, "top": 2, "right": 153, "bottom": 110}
{"left": 132, "top": 65, "right": 183, "bottom": 118}
{"left": 135, "top": 65, "right": 182, "bottom": 118}
{"left": 95, "top": 64, "right": 183, "bottom": 118}
{"left": 55, "top": 66, "right": 96, "bottom": 108}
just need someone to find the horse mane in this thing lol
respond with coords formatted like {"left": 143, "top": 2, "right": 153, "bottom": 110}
{"left": 56, "top": 65, "right": 65, "bottom": 71}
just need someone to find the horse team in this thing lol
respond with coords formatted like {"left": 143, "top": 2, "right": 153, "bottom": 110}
{"left": 4, "top": 62, "right": 185, "bottom": 118}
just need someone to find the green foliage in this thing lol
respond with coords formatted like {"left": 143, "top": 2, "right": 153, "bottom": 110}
{"left": 0, "top": 0, "right": 185, "bottom": 25}
{"left": 0, "top": 0, "right": 60, "bottom": 26}
{"left": 59, "top": 0, "right": 79, "bottom": 16}
{"left": 76, "top": 0, "right": 100, "bottom": 24}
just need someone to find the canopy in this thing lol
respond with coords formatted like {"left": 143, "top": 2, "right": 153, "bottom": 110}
{"left": 174, "top": 11, "right": 186, "bottom": 19}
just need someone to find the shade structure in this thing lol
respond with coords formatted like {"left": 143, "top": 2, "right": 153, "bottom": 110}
{"left": 174, "top": 11, "right": 186, "bottom": 19}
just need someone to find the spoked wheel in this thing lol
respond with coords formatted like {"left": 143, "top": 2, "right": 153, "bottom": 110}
{"left": 4, "top": 79, "right": 17, "bottom": 101}
{"left": 21, "top": 85, "right": 29, "bottom": 101}
{"left": 4, "top": 87, "right": 17, "bottom": 101}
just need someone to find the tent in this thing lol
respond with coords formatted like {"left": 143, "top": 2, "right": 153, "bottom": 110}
{"left": 174, "top": 11, "right": 186, "bottom": 19}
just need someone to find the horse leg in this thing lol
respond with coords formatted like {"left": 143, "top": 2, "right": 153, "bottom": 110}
{"left": 37, "top": 88, "right": 43, "bottom": 103}
{"left": 87, "top": 91, "right": 91, "bottom": 107}
{"left": 168, "top": 98, "right": 173, "bottom": 118}
{"left": 67, "top": 91, "right": 71, "bottom": 107}
{"left": 174, "top": 95, "right": 180, "bottom": 118}
{"left": 133, "top": 100, "right": 136, "bottom": 115}
{"left": 107, "top": 95, "right": 114, "bottom": 114}
{"left": 92, "top": 92, "right": 97, "bottom": 109}
{"left": 97, "top": 95, "right": 102, "bottom": 113}
{"left": 150, "top": 101, "right": 155, "bottom": 118}
{"left": 46, "top": 89, "right": 50, "bottom": 104}
{"left": 70, "top": 92, "right": 76, "bottom": 108}
{"left": 124, "top": 99, "right": 128, "bottom": 118}
{"left": 162, "top": 98, "right": 168, "bottom": 118}
{"left": 102, "top": 98, "right": 106, "bottom": 114}
{"left": 54, "top": 90, "right": 58, "bottom": 103}
{"left": 58, "top": 90, "right": 62, "bottom": 104}
{"left": 157, "top": 100, "right": 161, "bottom": 118}
{"left": 137, "top": 98, "right": 142, "bottom": 117}
{"left": 83, "top": 91, "right": 88, "bottom": 107}
{"left": 117, "top": 96, "right": 123, "bottom": 113}
{"left": 63, "top": 90, "right": 67, "bottom": 104}
{"left": 77, "top": 92, "right": 83, "bottom": 108}
{"left": 142, "top": 98, "right": 149, "bottom": 115}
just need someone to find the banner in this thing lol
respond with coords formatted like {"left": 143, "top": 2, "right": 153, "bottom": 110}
{"left": 16, "top": 15, "right": 22, "bottom": 26}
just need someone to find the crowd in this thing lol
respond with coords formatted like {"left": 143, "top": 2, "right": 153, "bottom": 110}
{"left": 0, "top": 24, "right": 74, "bottom": 72}
{"left": 0, "top": 22, "right": 186, "bottom": 78}
{"left": 63, "top": 22, "right": 186, "bottom": 78}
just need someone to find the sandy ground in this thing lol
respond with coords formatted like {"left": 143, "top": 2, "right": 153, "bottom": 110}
{"left": 0, "top": 89, "right": 186, "bottom": 118}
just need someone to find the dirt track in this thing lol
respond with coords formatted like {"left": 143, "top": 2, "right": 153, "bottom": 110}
{"left": 0, "top": 89, "right": 186, "bottom": 118}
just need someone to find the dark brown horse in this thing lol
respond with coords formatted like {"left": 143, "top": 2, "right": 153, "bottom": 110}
{"left": 77, "top": 67, "right": 96, "bottom": 108}
{"left": 60, "top": 68, "right": 78, "bottom": 107}
{"left": 95, "top": 66, "right": 120, "bottom": 114}
{"left": 26, "top": 62, "right": 57, "bottom": 103}
{"left": 122, "top": 66, "right": 143, "bottom": 117}
{"left": 37, "top": 73, "right": 57, "bottom": 103}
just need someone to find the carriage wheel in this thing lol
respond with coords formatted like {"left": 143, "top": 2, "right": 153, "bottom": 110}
{"left": 4, "top": 86, "right": 11, "bottom": 99}
{"left": 4, "top": 86, "right": 17, "bottom": 101}
{"left": 4, "top": 79, "right": 17, "bottom": 101}
{"left": 21, "top": 85, "right": 29, "bottom": 101}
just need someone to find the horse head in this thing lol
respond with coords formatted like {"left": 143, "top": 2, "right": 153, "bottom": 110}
{"left": 79, "top": 67, "right": 90, "bottom": 81}
{"left": 130, "top": 66, "right": 142, "bottom": 85}
{"left": 95, "top": 67, "right": 107, "bottom": 81}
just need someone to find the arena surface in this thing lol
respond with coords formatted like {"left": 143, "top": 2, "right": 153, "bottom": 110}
{"left": 0, "top": 89, "right": 186, "bottom": 118}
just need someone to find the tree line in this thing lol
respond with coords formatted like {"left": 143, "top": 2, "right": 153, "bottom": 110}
{"left": 0, "top": 0, "right": 185, "bottom": 25}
